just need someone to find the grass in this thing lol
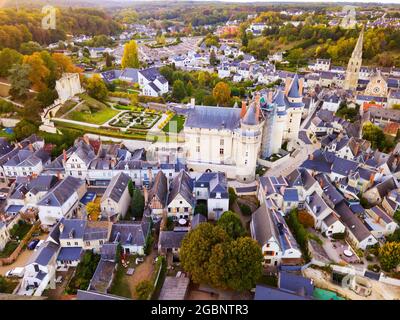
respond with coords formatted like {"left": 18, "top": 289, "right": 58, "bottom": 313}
{"left": 0, "top": 241, "right": 19, "bottom": 258}
{"left": 162, "top": 114, "right": 185, "bottom": 133}
{"left": 109, "top": 262, "right": 132, "bottom": 299}
{"left": 10, "top": 221, "right": 32, "bottom": 240}
{"left": 0, "top": 276, "right": 19, "bottom": 294}
{"left": 55, "top": 100, "right": 78, "bottom": 117}
{"left": 151, "top": 256, "right": 167, "bottom": 300}
{"left": 66, "top": 94, "right": 119, "bottom": 125}
{"left": 53, "top": 120, "right": 184, "bottom": 143}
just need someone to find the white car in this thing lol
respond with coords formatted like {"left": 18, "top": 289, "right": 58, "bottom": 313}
{"left": 136, "top": 257, "right": 144, "bottom": 264}
{"left": 5, "top": 267, "right": 25, "bottom": 278}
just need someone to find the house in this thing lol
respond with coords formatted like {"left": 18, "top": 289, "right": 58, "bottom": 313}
{"left": 304, "top": 191, "right": 334, "bottom": 229}
{"left": 278, "top": 271, "right": 314, "bottom": 299}
{"left": 138, "top": 67, "right": 168, "bottom": 97}
{"left": 321, "top": 212, "right": 346, "bottom": 236}
{"left": 285, "top": 168, "right": 323, "bottom": 205}
{"left": 250, "top": 203, "right": 302, "bottom": 266}
{"left": 0, "top": 221, "right": 10, "bottom": 251}
{"left": 194, "top": 172, "right": 229, "bottom": 220}
{"left": 100, "top": 172, "right": 131, "bottom": 221}
{"left": 258, "top": 176, "right": 289, "bottom": 210}
{"left": 110, "top": 221, "right": 151, "bottom": 255}
{"left": 64, "top": 140, "right": 96, "bottom": 180}
{"left": 158, "top": 230, "right": 187, "bottom": 257}
{"left": 254, "top": 284, "right": 312, "bottom": 300}
{"left": 37, "top": 176, "right": 87, "bottom": 228}
{"left": 159, "top": 276, "right": 190, "bottom": 300}
{"left": 3, "top": 148, "right": 51, "bottom": 180}
{"left": 382, "top": 189, "right": 400, "bottom": 216}
{"left": 19, "top": 240, "right": 60, "bottom": 296}
{"left": 365, "top": 206, "right": 398, "bottom": 239}
{"left": 363, "top": 177, "right": 398, "bottom": 205}
{"left": 321, "top": 93, "right": 341, "bottom": 113}
{"left": 145, "top": 171, "right": 168, "bottom": 220}
{"left": 167, "top": 170, "right": 195, "bottom": 221}
{"left": 335, "top": 201, "right": 378, "bottom": 250}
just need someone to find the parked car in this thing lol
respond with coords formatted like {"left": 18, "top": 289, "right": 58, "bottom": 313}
{"left": 136, "top": 257, "right": 144, "bottom": 264}
{"left": 27, "top": 239, "right": 40, "bottom": 250}
{"left": 34, "top": 240, "right": 44, "bottom": 251}
{"left": 5, "top": 267, "right": 25, "bottom": 278}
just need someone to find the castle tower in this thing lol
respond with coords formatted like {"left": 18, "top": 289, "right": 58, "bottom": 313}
{"left": 261, "top": 90, "right": 287, "bottom": 158}
{"left": 284, "top": 74, "right": 304, "bottom": 141}
{"left": 344, "top": 27, "right": 364, "bottom": 91}
{"left": 235, "top": 99, "right": 264, "bottom": 182}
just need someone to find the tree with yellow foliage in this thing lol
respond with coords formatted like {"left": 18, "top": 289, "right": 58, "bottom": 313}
{"left": 121, "top": 40, "right": 139, "bottom": 69}
{"left": 23, "top": 53, "right": 50, "bottom": 91}
{"left": 86, "top": 201, "right": 101, "bottom": 221}
{"left": 212, "top": 81, "right": 231, "bottom": 107}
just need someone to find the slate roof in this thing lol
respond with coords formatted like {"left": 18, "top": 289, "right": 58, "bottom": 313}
{"left": 148, "top": 171, "right": 168, "bottom": 206}
{"left": 101, "top": 172, "right": 130, "bottom": 204}
{"left": 167, "top": 170, "right": 195, "bottom": 206}
{"left": 254, "top": 285, "right": 310, "bottom": 300}
{"left": 110, "top": 221, "right": 150, "bottom": 247}
{"left": 30, "top": 241, "right": 60, "bottom": 266}
{"left": 195, "top": 172, "right": 228, "bottom": 199}
{"left": 159, "top": 231, "right": 187, "bottom": 249}
{"left": 279, "top": 271, "right": 314, "bottom": 298}
{"left": 38, "top": 176, "right": 84, "bottom": 207}
{"left": 306, "top": 192, "right": 329, "bottom": 217}
{"left": 57, "top": 247, "right": 82, "bottom": 261}
{"left": 283, "top": 188, "right": 299, "bottom": 202}
{"left": 77, "top": 290, "right": 129, "bottom": 300}
{"left": 331, "top": 157, "right": 358, "bottom": 176}
{"left": 185, "top": 106, "right": 241, "bottom": 131}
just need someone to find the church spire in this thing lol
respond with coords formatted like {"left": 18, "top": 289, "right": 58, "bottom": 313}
{"left": 344, "top": 26, "right": 364, "bottom": 91}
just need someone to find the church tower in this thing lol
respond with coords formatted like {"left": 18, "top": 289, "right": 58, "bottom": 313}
{"left": 344, "top": 27, "right": 364, "bottom": 91}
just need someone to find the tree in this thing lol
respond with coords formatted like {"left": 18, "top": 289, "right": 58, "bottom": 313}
{"left": 86, "top": 201, "right": 100, "bottom": 221}
{"left": 208, "top": 237, "right": 263, "bottom": 291}
{"left": 131, "top": 188, "right": 145, "bottom": 218}
{"left": 14, "top": 119, "right": 38, "bottom": 141}
{"left": 241, "top": 30, "right": 249, "bottom": 47}
{"left": 379, "top": 242, "right": 400, "bottom": 271}
{"left": 19, "top": 41, "right": 42, "bottom": 55}
{"left": 23, "top": 53, "right": 50, "bottom": 91}
{"left": 186, "top": 81, "right": 193, "bottom": 97}
{"left": 194, "top": 203, "right": 207, "bottom": 216}
{"left": 172, "top": 79, "right": 186, "bottom": 101}
{"left": 210, "top": 49, "right": 218, "bottom": 66}
{"left": 135, "top": 280, "right": 153, "bottom": 300}
{"left": 105, "top": 52, "right": 113, "bottom": 68}
{"left": 8, "top": 63, "right": 31, "bottom": 98}
{"left": 0, "top": 48, "right": 22, "bottom": 77}
{"left": 128, "top": 180, "right": 135, "bottom": 197}
{"left": 86, "top": 74, "right": 108, "bottom": 100}
{"left": 217, "top": 211, "right": 245, "bottom": 239}
{"left": 36, "top": 88, "right": 58, "bottom": 107}
{"left": 121, "top": 40, "right": 139, "bottom": 69}
{"left": 52, "top": 53, "right": 82, "bottom": 79}
{"left": 298, "top": 210, "right": 315, "bottom": 228}
{"left": 213, "top": 82, "right": 231, "bottom": 107}
{"left": 180, "top": 223, "right": 229, "bottom": 285}
{"left": 228, "top": 187, "right": 237, "bottom": 207}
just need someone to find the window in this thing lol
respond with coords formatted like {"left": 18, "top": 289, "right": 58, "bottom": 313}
{"left": 196, "top": 146, "right": 200, "bottom": 153}
{"left": 196, "top": 137, "right": 200, "bottom": 143}
{"left": 184, "top": 207, "right": 188, "bottom": 212}
{"left": 85, "top": 241, "right": 90, "bottom": 246}
{"left": 265, "top": 251, "right": 274, "bottom": 256}
{"left": 220, "top": 139, "right": 224, "bottom": 146}
{"left": 74, "top": 242, "right": 78, "bottom": 246}
{"left": 99, "top": 240, "right": 103, "bottom": 245}
{"left": 67, "top": 242, "right": 71, "bottom": 246}
{"left": 219, "top": 148, "right": 224, "bottom": 155}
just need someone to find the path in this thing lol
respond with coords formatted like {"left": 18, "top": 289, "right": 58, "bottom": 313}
{"left": 1, "top": 96, "right": 25, "bottom": 108}
{"left": 60, "top": 100, "right": 85, "bottom": 118}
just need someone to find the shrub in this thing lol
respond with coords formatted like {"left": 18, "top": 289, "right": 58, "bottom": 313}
{"left": 228, "top": 187, "right": 237, "bottom": 207}
{"left": 135, "top": 280, "right": 153, "bottom": 300}
{"left": 239, "top": 203, "right": 252, "bottom": 216}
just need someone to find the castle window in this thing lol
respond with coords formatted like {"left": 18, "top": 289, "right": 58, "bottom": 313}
{"left": 219, "top": 148, "right": 224, "bottom": 155}
{"left": 220, "top": 139, "right": 224, "bottom": 146}
{"left": 196, "top": 146, "right": 200, "bottom": 153}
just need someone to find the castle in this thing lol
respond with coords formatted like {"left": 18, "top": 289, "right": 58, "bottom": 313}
{"left": 184, "top": 75, "right": 305, "bottom": 182}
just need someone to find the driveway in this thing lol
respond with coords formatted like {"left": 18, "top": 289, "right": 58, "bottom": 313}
{"left": 0, "top": 233, "right": 48, "bottom": 276}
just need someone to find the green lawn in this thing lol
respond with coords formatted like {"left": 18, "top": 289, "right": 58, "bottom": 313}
{"left": 162, "top": 114, "right": 186, "bottom": 133}
{"left": 66, "top": 94, "right": 119, "bottom": 125}
{"left": 0, "top": 241, "right": 18, "bottom": 258}
{"left": 109, "top": 262, "right": 132, "bottom": 299}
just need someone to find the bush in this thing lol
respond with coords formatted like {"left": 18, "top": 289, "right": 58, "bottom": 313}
{"left": 367, "top": 264, "right": 381, "bottom": 273}
{"left": 135, "top": 280, "right": 153, "bottom": 300}
{"left": 228, "top": 187, "right": 237, "bottom": 207}
{"left": 239, "top": 203, "right": 252, "bottom": 216}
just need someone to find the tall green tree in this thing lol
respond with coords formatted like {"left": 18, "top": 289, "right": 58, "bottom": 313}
{"left": 8, "top": 63, "right": 31, "bottom": 98}
{"left": 0, "top": 48, "right": 22, "bottom": 77}
{"left": 131, "top": 188, "right": 145, "bottom": 218}
{"left": 208, "top": 237, "right": 263, "bottom": 291}
{"left": 180, "top": 223, "right": 229, "bottom": 285}
{"left": 121, "top": 40, "right": 139, "bottom": 69}
{"left": 172, "top": 79, "right": 186, "bottom": 101}
{"left": 217, "top": 211, "right": 245, "bottom": 239}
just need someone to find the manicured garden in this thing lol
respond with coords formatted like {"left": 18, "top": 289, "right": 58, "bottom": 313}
{"left": 109, "top": 110, "right": 161, "bottom": 129}
{"left": 162, "top": 114, "right": 185, "bottom": 133}
{"left": 65, "top": 94, "right": 119, "bottom": 125}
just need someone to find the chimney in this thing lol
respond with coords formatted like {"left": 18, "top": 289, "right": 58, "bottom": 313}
{"left": 369, "top": 173, "right": 375, "bottom": 184}
{"left": 63, "top": 149, "right": 67, "bottom": 163}
{"left": 83, "top": 135, "right": 90, "bottom": 145}
{"left": 143, "top": 186, "right": 148, "bottom": 205}
{"left": 284, "top": 77, "right": 292, "bottom": 95}
{"left": 59, "top": 223, "right": 64, "bottom": 234}
{"left": 298, "top": 78, "right": 304, "bottom": 96}
{"left": 309, "top": 154, "right": 314, "bottom": 160}
{"left": 190, "top": 98, "right": 195, "bottom": 107}
{"left": 28, "top": 143, "right": 33, "bottom": 152}
{"left": 240, "top": 100, "right": 247, "bottom": 118}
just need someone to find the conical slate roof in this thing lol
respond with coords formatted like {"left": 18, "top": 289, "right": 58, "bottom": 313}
{"left": 242, "top": 103, "right": 258, "bottom": 125}
{"left": 287, "top": 74, "right": 301, "bottom": 99}
{"left": 273, "top": 89, "right": 286, "bottom": 106}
